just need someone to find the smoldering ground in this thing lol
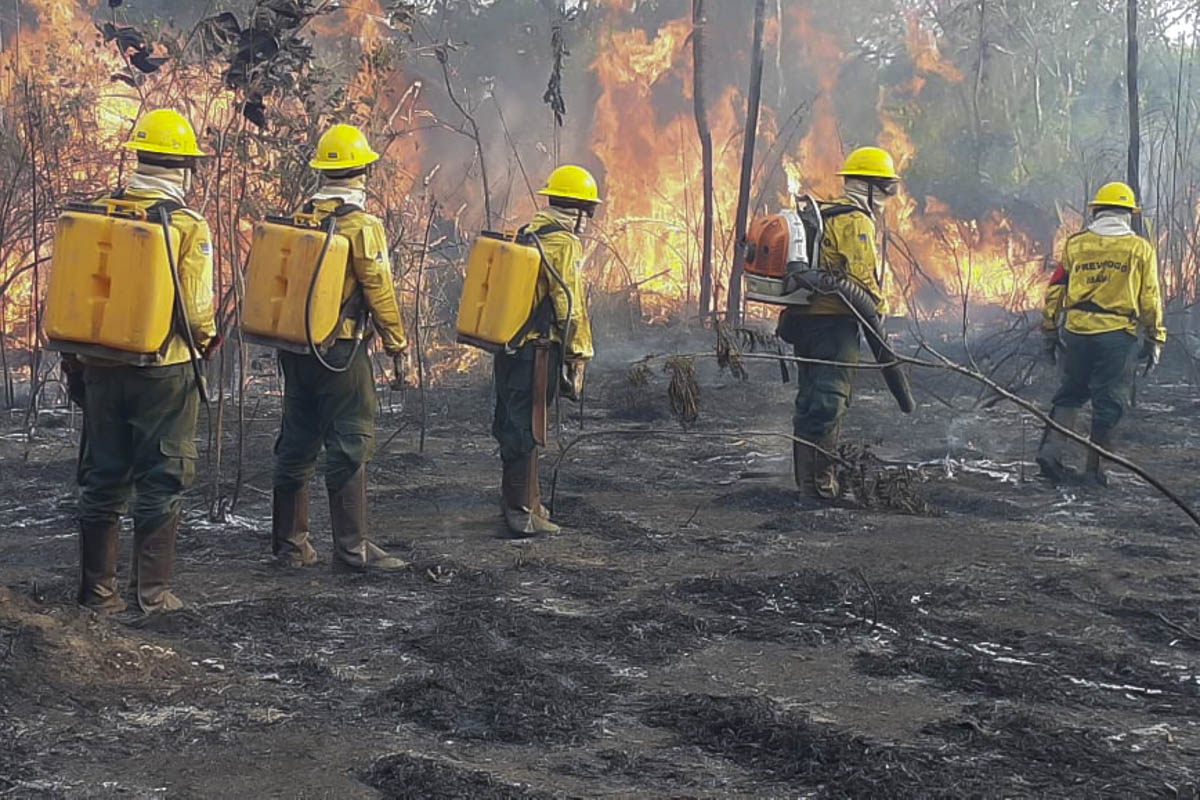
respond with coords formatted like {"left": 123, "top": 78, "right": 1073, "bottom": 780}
{"left": 2, "top": 325, "right": 1200, "bottom": 798}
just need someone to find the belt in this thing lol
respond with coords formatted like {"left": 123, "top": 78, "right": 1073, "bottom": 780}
{"left": 1067, "top": 300, "right": 1135, "bottom": 322}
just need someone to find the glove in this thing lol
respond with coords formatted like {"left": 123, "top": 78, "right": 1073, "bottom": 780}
{"left": 201, "top": 333, "right": 224, "bottom": 361}
{"left": 61, "top": 355, "right": 85, "bottom": 408}
{"left": 390, "top": 350, "right": 414, "bottom": 390}
{"left": 1041, "top": 329, "right": 1059, "bottom": 366}
{"left": 560, "top": 360, "right": 586, "bottom": 402}
{"left": 1139, "top": 340, "right": 1162, "bottom": 375}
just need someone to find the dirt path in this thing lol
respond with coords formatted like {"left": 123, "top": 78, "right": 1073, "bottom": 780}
{"left": 3, "top": 345, "right": 1200, "bottom": 798}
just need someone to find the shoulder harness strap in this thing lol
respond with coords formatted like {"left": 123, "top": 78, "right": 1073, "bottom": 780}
{"left": 147, "top": 199, "right": 184, "bottom": 217}
{"left": 818, "top": 203, "right": 863, "bottom": 222}
{"left": 300, "top": 200, "right": 361, "bottom": 218}
{"left": 109, "top": 188, "right": 186, "bottom": 217}
{"left": 515, "top": 221, "right": 568, "bottom": 244}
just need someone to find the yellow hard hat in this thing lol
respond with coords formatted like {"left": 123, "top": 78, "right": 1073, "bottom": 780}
{"left": 123, "top": 109, "right": 207, "bottom": 157}
{"left": 837, "top": 146, "right": 899, "bottom": 180}
{"left": 538, "top": 165, "right": 602, "bottom": 204}
{"left": 1089, "top": 181, "right": 1140, "bottom": 211}
{"left": 310, "top": 124, "right": 379, "bottom": 170}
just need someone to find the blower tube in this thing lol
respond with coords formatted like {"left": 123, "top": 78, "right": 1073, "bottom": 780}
{"left": 785, "top": 269, "right": 916, "bottom": 413}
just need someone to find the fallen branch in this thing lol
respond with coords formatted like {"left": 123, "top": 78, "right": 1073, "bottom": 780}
{"left": 631, "top": 333, "right": 1200, "bottom": 530}
{"left": 908, "top": 342, "right": 1200, "bottom": 530}
{"left": 1154, "top": 612, "right": 1200, "bottom": 643}
{"left": 833, "top": 284, "right": 1200, "bottom": 531}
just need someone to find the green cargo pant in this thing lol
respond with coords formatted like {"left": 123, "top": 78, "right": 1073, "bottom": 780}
{"left": 493, "top": 341, "right": 561, "bottom": 464}
{"left": 1052, "top": 329, "right": 1136, "bottom": 439}
{"left": 779, "top": 312, "right": 860, "bottom": 440}
{"left": 274, "top": 340, "right": 377, "bottom": 494}
{"left": 78, "top": 363, "right": 199, "bottom": 530}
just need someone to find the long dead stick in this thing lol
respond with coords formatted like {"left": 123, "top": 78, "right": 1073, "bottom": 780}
{"left": 907, "top": 343, "right": 1200, "bottom": 530}
{"left": 632, "top": 340, "right": 1200, "bottom": 530}
{"left": 805, "top": 281, "right": 1200, "bottom": 531}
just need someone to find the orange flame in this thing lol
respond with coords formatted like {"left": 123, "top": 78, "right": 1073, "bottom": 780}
{"left": 589, "top": 14, "right": 756, "bottom": 318}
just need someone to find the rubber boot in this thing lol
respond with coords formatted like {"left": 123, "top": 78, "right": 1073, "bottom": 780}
{"left": 501, "top": 451, "right": 559, "bottom": 538}
{"left": 131, "top": 512, "right": 184, "bottom": 614}
{"left": 813, "top": 429, "right": 841, "bottom": 501}
{"left": 272, "top": 486, "right": 319, "bottom": 567}
{"left": 525, "top": 450, "right": 560, "bottom": 534}
{"left": 1084, "top": 429, "right": 1113, "bottom": 487}
{"left": 1036, "top": 406, "right": 1079, "bottom": 483}
{"left": 792, "top": 441, "right": 817, "bottom": 497}
{"left": 501, "top": 455, "right": 536, "bottom": 538}
{"left": 329, "top": 466, "right": 407, "bottom": 572}
{"left": 78, "top": 520, "right": 126, "bottom": 614}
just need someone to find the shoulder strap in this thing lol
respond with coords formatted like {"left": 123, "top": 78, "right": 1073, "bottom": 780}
{"left": 818, "top": 203, "right": 862, "bottom": 222}
{"left": 109, "top": 188, "right": 185, "bottom": 217}
{"left": 518, "top": 222, "right": 568, "bottom": 243}
{"left": 147, "top": 199, "right": 184, "bottom": 217}
{"left": 531, "top": 222, "right": 567, "bottom": 237}
{"left": 303, "top": 200, "right": 362, "bottom": 218}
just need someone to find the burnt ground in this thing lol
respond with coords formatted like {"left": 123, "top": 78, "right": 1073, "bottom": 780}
{"left": 2, "top": 325, "right": 1200, "bottom": 798}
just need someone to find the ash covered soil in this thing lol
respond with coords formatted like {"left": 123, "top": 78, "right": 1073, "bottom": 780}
{"left": 3, "top": 328, "right": 1200, "bottom": 798}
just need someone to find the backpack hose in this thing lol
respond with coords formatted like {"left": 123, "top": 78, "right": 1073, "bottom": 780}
{"left": 157, "top": 206, "right": 209, "bottom": 404}
{"left": 304, "top": 215, "right": 366, "bottom": 373}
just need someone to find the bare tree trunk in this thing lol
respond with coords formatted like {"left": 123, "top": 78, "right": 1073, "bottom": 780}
{"left": 972, "top": 0, "right": 987, "bottom": 181}
{"left": 692, "top": 0, "right": 714, "bottom": 326}
{"left": 725, "top": 0, "right": 768, "bottom": 327}
{"left": 23, "top": 81, "right": 41, "bottom": 432}
{"left": 210, "top": 126, "right": 227, "bottom": 519}
{"left": 0, "top": 296, "right": 9, "bottom": 408}
{"left": 1127, "top": 0, "right": 1143, "bottom": 235}
{"left": 414, "top": 198, "right": 437, "bottom": 453}
{"left": 437, "top": 45, "right": 492, "bottom": 229}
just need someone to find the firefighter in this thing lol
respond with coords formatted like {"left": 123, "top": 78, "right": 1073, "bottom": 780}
{"left": 270, "top": 124, "right": 409, "bottom": 571}
{"left": 776, "top": 146, "right": 900, "bottom": 500}
{"left": 74, "top": 109, "right": 215, "bottom": 614}
{"left": 1037, "top": 181, "right": 1166, "bottom": 485}
{"left": 494, "top": 165, "right": 597, "bottom": 537}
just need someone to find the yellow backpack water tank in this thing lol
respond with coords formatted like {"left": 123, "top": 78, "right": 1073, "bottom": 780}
{"left": 44, "top": 200, "right": 179, "bottom": 364}
{"left": 242, "top": 214, "right": 351, "bottom": 352}
{"left": 456, "top": 231, "right": 542, "bottom": 352}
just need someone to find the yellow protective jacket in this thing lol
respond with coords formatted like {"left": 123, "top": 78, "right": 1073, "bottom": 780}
{"left": 1042, "top": 224, "right": 1166, "bottom": 343}
{"left": 82, "top": 188, "right": 215, "bottom": 367}
{"left": 514, "top": 207, "right": 594, "bottom": 360}
{"left": 308, "top": 198, "right": 407, "bottom": 355}
{"left": 804, "top": 197, "right": 885, "bottom": 316}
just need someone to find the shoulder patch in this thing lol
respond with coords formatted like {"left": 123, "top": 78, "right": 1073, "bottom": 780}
{"left": 355, "top": 219, "right": 387, "bottom": 260}
{"left": 198, "top": 240, "right": 212, "bottom": 256}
